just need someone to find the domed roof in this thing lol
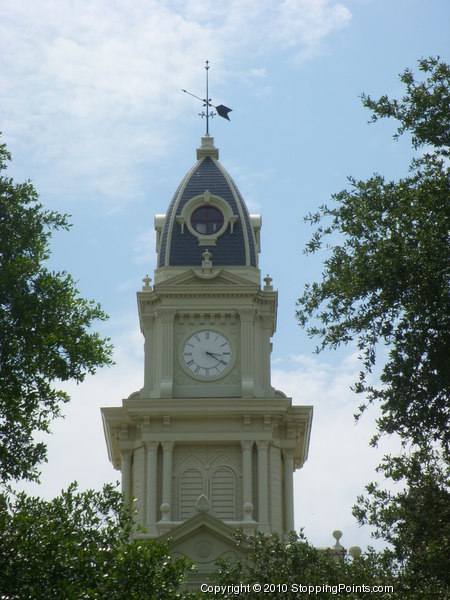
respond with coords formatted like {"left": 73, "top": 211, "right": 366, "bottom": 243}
{"left": 157, "top": 136, "right": 259, "bottom": 269}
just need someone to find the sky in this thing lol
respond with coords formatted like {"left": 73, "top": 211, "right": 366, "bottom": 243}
{"left": 1, "top": 0, "right": 448, "bottom": 552}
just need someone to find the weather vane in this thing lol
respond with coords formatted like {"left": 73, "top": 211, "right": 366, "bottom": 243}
{"left": 182, "top": 60, "right": 232, "bottom": 135}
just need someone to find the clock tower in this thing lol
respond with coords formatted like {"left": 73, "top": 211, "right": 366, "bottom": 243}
{"left": 102, "top": 134, "right": 312, "bottom": 575}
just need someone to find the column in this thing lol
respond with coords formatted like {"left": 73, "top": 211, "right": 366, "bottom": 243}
{"left": 241, "top": 441, "right": 253, "bottom": 520}
{"left": 283, "top": 449, "right": 295, "bottom": 532}
{"left": 146, "top": 441, "right": 159, "bottom": 532}
{"left": 256, "top": 440, "right": 269, "bottom": 532}
{"left": 161, "top": 441, "right": 174, "bottom": 521}
{"left": 120, "top": 450, "right": 132, "bottom": 506}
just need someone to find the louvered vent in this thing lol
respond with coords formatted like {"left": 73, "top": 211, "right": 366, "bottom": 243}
{"left": 211, "top": 467, "right": 236, "bottom": 520}
{"left": 180, "top": 468, "right": 204, "bottom": 519}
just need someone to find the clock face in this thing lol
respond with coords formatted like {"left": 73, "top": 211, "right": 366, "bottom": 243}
{"left": 182, "top": 330, "right": 232, "bottom": 379}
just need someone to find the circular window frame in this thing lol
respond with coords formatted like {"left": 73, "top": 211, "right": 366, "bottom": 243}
{"left": 176, "top": 191, "right": 238, "bottom": 246}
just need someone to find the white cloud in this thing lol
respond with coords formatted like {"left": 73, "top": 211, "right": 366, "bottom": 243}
{"left": 274, "top": 0, "right": 352, "bottom": 59}
{"left": 0, "top": 0, "right": 351, "bottom": 209}
{"left": 248, "top": 68, "right": 267, "bottom": 79}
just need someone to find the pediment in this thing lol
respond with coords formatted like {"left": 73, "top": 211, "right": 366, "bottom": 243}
{"left": 156, "top": 268, "right": 258, "bottom": 291}
{"left": 160, "top": 512, "right": 247, "bottom": 572}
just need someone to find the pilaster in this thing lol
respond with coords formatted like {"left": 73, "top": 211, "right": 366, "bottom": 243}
{"left": 161, "top": 441, "right": 174, "bottom": 521}
{"left": 283, "top": 448, "right": 295, "bottom": 531}
{"left": 142, "top": 316, "right": 155, "bottom": 396}
{"left": 241, "top": 440, "right": 254, "bottom": 520}
{"left": 260, "top": 314, "right": 274, "bottom": 393}
{"left": 256, "top": 440, "right": 270, "bottom": 532}
{"left": 146, "top": 441, "right": 159, "bottom": 533}
{"left": 120, "top": 449, "right": 133, "bottom": 506}
{"left": 160, "top": 311, "right": 175, "bottom": 397}
{"left": 240, "top": 308, "right": 255, "bottom": 397}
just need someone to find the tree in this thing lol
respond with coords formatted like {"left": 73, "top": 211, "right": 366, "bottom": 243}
{"left": 296, "top": 57, "right": 449, "bottom": 593}
{"left": 0, "top": 137, "right": 113, "bottom": 482}
{"left": 209, "top": 531, "right": 395, "bottom": 599}
{"left": 0, "top": 483, "right": 195, "bottom": 599}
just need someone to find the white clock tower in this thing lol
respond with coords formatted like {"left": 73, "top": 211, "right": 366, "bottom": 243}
{"left": 102, "top": 134, "right": 312, "bottom": 577}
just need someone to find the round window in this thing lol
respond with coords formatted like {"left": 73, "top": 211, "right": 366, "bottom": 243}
{"left": 191, "top": 205, "right": 224, "bottom": 235}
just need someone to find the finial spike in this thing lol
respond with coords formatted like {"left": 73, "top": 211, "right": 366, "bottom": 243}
{"left": 205, "top": 60, "right": 210, "bottom": 135}
{"left": 182, "top": 61, "right": 233, "bottom": 134}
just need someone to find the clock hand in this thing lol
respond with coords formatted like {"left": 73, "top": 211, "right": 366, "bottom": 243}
{"left": 206, "top": 351, "right": 227, "bottom": 365}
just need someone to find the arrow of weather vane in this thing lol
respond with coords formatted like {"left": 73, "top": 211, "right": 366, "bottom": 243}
{"left": 182, "top": 60, "right": 232, "bottom": 134}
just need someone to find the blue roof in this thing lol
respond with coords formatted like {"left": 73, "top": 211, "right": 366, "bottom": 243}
{"left": 158, "top": 151, "right": 257, "bottom": 268}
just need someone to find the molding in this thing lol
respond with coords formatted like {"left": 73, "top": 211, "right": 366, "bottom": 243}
{"left": 176, "top": 190, "right": 238, "bottom": 247}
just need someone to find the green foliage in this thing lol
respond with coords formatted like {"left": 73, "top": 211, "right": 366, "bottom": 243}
{"left": 296, "top": 57, "right": 449, "bottom": 593}
{"left": 299, "top": 156, "right": 449, "bottom": 448}
{"left": 0, "top": 137, "right": 113, "bottom": 482}
{"left": 0, "top": 483, "right": 194, "bottom": 599}
{"left": 209, "top": 529, "right": 450, "bottom": 600}
{"left": 209, "top": 531, "right": 394, "bottom": 599}
{"left": 353, "top": 447, "right": 450, "bottom": 595}
{"left": 361, "top": 56, "right": 449, "bottom": 151}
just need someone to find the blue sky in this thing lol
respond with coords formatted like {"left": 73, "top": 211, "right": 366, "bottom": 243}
{"left": 2, "top": 0, "right": 448, "bottom": 551}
